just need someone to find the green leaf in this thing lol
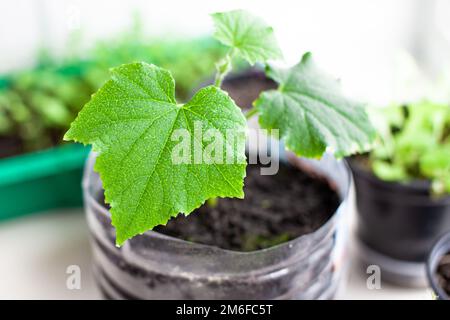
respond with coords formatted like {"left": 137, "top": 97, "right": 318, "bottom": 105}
{"left": 420, "top": 147, "right": 450, "bottom": 178}
{"left": 372, "top": 160, "right": 409, "bottom": 181}
{"left": 211, "top": 9, "right": 282, "bottom": 65}
{"left": 65, "top": 62, "right": 247, "bottom": 245}
{"left": 420, "top": 147, "right": 450, "bottom": 194}
{"left": 255, "top": 52, "right": 376, "bottom": 158}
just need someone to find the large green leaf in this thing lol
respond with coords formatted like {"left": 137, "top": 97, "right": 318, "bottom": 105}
{"left": 65, "top": 62, "right": 247, "bottom": 245}
{"left": 255, "top": 52, "right": 375, "bottom": 158}
{"left": 211, "top": 9, "right": 282, "bottom": 64}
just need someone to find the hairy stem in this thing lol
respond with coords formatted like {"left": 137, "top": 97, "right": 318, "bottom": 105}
{"left": 214, "top": 49, "right": 235, "bottom": 87}
{"left": 245, "top": 107, "right": 259, "bottom": 120}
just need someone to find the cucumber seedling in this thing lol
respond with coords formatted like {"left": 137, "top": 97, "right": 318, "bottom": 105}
{"left": 65, "top": 10, "right": 375, "bottom": 245}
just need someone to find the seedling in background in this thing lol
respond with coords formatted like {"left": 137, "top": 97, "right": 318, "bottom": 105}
{"left": 65, "top": 9, "right": 375, "bottom": 245}
{"left": 0, "top": 35, "right": 225, "bottom": 155}
{"left": 368, "top": 102, "right": 450, "bottom": 195}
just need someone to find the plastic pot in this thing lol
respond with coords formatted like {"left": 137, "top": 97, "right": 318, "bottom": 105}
{"left": 83, "top": 151, "right": 351, "bottom": 300}
{"left": 427, "top": 232, "right": 450, "bottom": 300}
{"left": 0, "top": 143, "right": 90, "bottom": 220}
{"left": 348, "top": 159, "right": 450, "bottom": 287}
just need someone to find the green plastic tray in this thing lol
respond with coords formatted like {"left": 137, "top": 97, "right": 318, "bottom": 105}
{"left": 0, "top": 143, "right": 90, "bottom": 221}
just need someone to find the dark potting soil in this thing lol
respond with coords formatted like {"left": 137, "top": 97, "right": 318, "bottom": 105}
{"left": 0, "top": 129, "right": 63, "bottom": 159}
{"left": 154, "top": 163, "right": 340, "bottom": 251}
{"left": 0, "top": 136, "right": 23, "bottom": 159}
{"left": 221, "top": 71, "right": 277, "bottom": 110}
{"left": 437, "top": 253, "right": 450, "bottom": 297}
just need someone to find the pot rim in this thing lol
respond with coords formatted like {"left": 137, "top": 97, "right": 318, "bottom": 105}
{"left": 426, "top": 231, "right": 450, "bottom": 300}
{"left": 347, "top": 157, "right": 450, "bottom": 206}
{"left": 203, "top": 68, "right": 270, "bottom": 87}
{"left": 83, "top": 150, "right": 351, "bottom": 256}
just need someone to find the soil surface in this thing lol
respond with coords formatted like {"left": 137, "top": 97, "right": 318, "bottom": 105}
{"left": 155, "top": 163, "right": 340, "bottom": 251}
{"left": 221, "top": 71, "right": 277, "bottom": 111}
{"left": 0, "top": 129, "right": 63, "bottom": 159}
{"left": 437, "top": 253, "right": 450, "bottom": 297}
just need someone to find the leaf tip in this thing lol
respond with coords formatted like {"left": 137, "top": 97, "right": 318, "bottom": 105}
{"left": 63, "top": 127, "right": 76, "bottom": 142}
{"left": 301, "top": 51, "right": 313, "bottom": 63}
{"left": 62, "top": 133, "right": 71, "bottom": 142}
{"left": 115, "top": 239, "right": 124, "bottom": 248}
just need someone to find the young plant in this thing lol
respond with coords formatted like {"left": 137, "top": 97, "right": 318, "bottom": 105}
{"left": 368, "top": 101, "right": 450, "bottom": 195}
{"left": 65, "top": 10, "right": 375, "bottom": 245}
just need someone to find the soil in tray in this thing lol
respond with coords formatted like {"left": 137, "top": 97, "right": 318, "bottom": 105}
{"left": 437, "top": 253, "right": 450, "bottom": 297}
{"left": 0, "top": 136, "right": 23, "bottom": 159}
{"left": 155, "top": 163, "right": 340, "bottom": 251}
{"left": 0, "top": 129, "right": 64, "bottom": 159}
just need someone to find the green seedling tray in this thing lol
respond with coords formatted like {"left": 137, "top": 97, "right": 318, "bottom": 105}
{"left": 0, "top": 143, "right": 90, "bottom": 221}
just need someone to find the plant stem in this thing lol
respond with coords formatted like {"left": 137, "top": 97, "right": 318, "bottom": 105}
{"left": 207, "top": 197, "right": 218, "bottom": 208}
{"left": 245, "top": 107, "right": 259, "bottom": 120}
{"left": 214, "top": 49, "right": 235, "bottom": 88}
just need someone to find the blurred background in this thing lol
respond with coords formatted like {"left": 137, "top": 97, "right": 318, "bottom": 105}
{"left": 0, "top": 0, "right": 449, "bottom": 299}
{"left": 2, "top": 0, "right": 450, "bottom": 103}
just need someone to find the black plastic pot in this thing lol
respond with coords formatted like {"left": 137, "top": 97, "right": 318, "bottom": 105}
{"left": 348, "top": 159, "right": 450, "bottom": 286}
{"left": 427, "top": 232, "right": 450, "bottom": 300}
